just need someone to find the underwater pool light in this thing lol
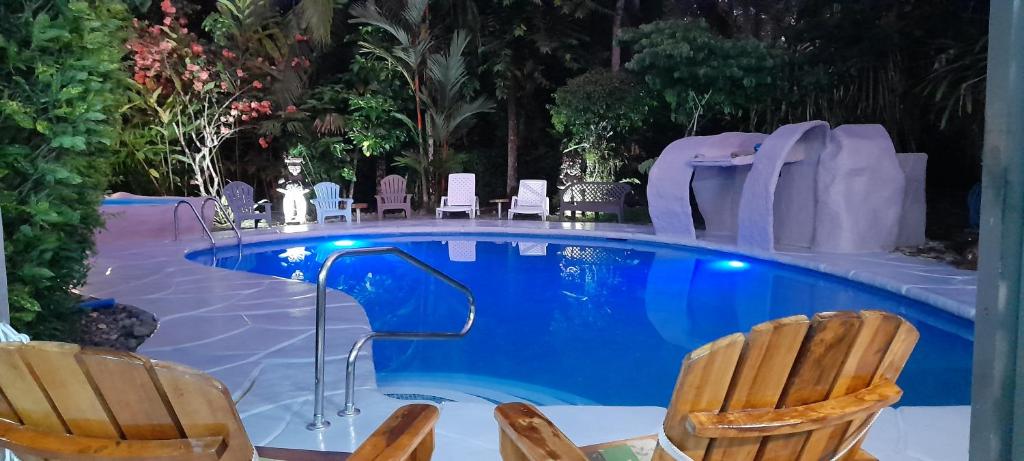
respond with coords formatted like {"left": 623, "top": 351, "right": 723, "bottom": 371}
{"left": 709, "top": 259, "right": 750, "bottom": 271}
{"left": 334, "top": 239, "right": 357, "bottom": 247}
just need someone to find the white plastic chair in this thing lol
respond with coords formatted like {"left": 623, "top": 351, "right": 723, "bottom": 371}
{"left": 311, "top": 182, "right": 354, "bottom": 224}
{"left": 508, "top": 180, "right": 549, "bottom": 221}
{"left": 436, "top": 173, "right": 479, "bottom": 219}
{"left": 224, "top": 181, "right": 272, "bottom": 229}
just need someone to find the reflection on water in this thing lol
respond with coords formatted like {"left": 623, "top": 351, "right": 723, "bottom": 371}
{"left": 196, "top": 234, "right": 974, "bottom": 407}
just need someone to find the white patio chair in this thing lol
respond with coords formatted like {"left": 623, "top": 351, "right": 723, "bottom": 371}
{"left": 224, "top": 181, "right": 272, "bottom": 229}
{"left": 508, "top": 179, "right": 549, "bottom": 221}
{"left": 436, "top": 173, "right": 479, "bottom": 219}
{"left": 376, "top": 174, "right": 413, "bottom": 219}
{"left": 310, "top": 182, "right": 354, "bottom": 224}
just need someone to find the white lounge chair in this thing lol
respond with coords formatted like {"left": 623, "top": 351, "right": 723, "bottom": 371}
{"left": 224, "top": 181, "right": 272, "bottom": 229}
{"left": 311, "top": 182, "right": 354, "bottom": 224}
{"left": 376, "top": 174, "right": 413, "bottom": 219}
{"left": 508, "top": 179, "right": 549, "bottom": 221}
{"left": 436, "top": 173, "right": 479, "bottom": 219}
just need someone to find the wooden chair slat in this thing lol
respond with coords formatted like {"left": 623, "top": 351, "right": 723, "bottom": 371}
{"left": 703, "top": 316, "right": 810, "bottom": 461}
{"left": 78, "top": 348, "right": 183, "bottom": 440}
{"left": 796, "top": 311, "right": 903, "bottom": 460}
{"left": 153, "top": 361, "right": 254, "bottom": 461}
{"left": 13, "top": 342, "right": 121, "bottom": 439}
{"left": 838, "top": 315, "right": 920, "bottom": 458}
{"left": 756, "top": 312, "right": 863, "bottom": 460}
{"left": 0, "top": 344, "right": 67, "bottom": 434}
{"left": 494, "top": 403, "right": 587, "bottom": 461}
{"left": 349, "top": 404, "right": 439, "bottom": 461}
{"left": 655, "top": 333, "right": 745, "bottom": 461}
{"left": 0, "top": 418, "right": 223, "bottom": 461}
{"left": 0, "top": 387, "right": 20, "bottom": 424}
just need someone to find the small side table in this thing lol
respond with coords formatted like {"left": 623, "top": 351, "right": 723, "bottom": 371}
{"left": 490, "top": 198, "right": 510, "bottom": 219}
{"left": 351, "top": 203, "right": 368, "bottom": 223}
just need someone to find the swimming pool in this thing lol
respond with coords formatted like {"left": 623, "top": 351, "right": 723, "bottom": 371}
{"left": 189, "top": 233, "right": 973, "bottom": 407}
{"left": 103, "top": 197, "right": 184, "bottom": 206}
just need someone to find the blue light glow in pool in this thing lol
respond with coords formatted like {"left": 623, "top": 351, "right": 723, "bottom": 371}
{"left": 190, "top": 234, "right": 972, "bottom": 407}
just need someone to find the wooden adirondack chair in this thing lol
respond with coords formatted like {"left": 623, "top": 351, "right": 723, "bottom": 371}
{"left": 495, "top": 311, "right": 918, "bottom": 461}
{"left": 311, "top": 182, "right": 354, "bottom": 224}
{"left": 0, "top": 342, "right": 439, "bottom": 461}
{"left": 375, "top": 175, "right": 413, "bottom": 219}
{"left": 224, "top": 181, "right": 273, "bottom": 229}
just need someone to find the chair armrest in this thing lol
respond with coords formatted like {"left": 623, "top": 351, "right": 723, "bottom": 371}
{"left": 340, "top": 198, "right": 354, "bottom": 209}
{"left": 350, "top": 404, "right": 439, "bottom": 461}
{"left": 687, "top": 381, "right": 902, "bottom": 438}
{"left": 494, "top": 403, "right": 587, "bottom": 461}
{"left": 510, "top": 196, "right": 519, "bottom": 208}
{"left": 0, "top": 419, "right": 224, "bottom": 461}
{"left": 256, "top": 200, "right": 272, "bottom": 213}
{"left": 440, "top": 196, "right": 448, "bottom": 207}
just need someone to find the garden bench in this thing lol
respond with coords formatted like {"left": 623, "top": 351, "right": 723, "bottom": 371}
{"left": 559, "top": 181, "right": 631, "bottom": 223}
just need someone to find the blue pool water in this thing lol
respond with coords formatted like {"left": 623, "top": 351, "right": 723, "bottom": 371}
{"left": 189, "top": 234, "right": 973, "bottom": 407}
{"left": 102, "top": 197, "right": 182, "bottom": 206}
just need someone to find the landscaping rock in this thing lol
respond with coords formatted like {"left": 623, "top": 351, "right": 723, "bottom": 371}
{"left": 78, "top": 302, "right": 158, "bottom": 352}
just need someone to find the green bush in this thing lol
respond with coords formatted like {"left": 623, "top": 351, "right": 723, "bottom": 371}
{"left": 550, "top": 69, "right": 655, "bottom": 182}
{"left": 0, "top": 0, "right": 131, "bottom": 338}
{"left": 620, "top": 20, "right": 788, "bottom": 134}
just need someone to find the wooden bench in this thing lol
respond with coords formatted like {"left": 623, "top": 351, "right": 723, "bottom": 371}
{"left": 559, "top": 182, "right": 631, "bottom": 223}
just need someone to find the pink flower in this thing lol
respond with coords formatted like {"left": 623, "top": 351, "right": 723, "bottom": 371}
{"left": 295, "top": 33, "right": 308, "bottom": 42}
{"left": 259, "top": 137, "right": 270, "bottom": 149}
{"left": 253, "top": 80, "right": 263, "bottom": 89}
{"left": 235, "top": 68, "right": 245, "bottom": 77}
{"left": 286, "top": 105, "right": 297, "bottom": 113}
{"left": 190, "top": 43, "right": 203, "bottom": 55}
{"left": 221, "top": 82, "right": 229, "bottom": 90}
{"left": 220, "top": 126, "right": 230, "bottom": 134}
{"left": 241, "top": 115, "right": 250, "bottom": 121}
{"left": 186, "top": 63, "right": 199, "bottom": 72}
{"left": 222, "top": 49, "right": 236, "bottom": 59}
{"left": 192, "top": 81, "right": 203, "bottom": 91}
{"left": 160, "top": 0, "right": 176, "bottom": 15}
{"left": 133, "top": 72, "right": 147, "bottom": 84}
{"left": 197, "top": 70, "right": 209, "bottom": 81}
{"left": 163, "top": 17, "right": 172, "bottom": 26}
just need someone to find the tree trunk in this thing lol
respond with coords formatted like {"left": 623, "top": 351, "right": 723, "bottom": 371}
{"left": 611, "top": 0, "right": 625, "bottom": 72}
{"left": 506, "top": 95, "right": 519, "bottom": 196}
{"left": 375, "top": 154, "right": 387, "bottom": 195}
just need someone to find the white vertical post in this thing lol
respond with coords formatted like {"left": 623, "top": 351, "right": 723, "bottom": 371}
{"left": 0, "top": 207, "right": 8, "bottom": 325}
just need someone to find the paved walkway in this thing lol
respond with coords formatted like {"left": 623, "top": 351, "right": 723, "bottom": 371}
{"left": 82, "top": 217, "right": 973, "bottom": 460}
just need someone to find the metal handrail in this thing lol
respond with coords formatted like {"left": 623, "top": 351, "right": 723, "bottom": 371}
{"left": 172, "top": 201, "right": 217, "bottom": 257}
{"left": 307, "top": 246, "right": 476, "bottom": 431}
{"left": 200, "top": 197, "right": 242, "bottom": 246}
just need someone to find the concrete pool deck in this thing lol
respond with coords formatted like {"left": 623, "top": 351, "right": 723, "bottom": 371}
{"left": 81, "top": 217, "right": 974, "bottom": 460}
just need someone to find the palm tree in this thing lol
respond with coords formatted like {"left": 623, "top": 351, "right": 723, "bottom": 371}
{"left": 423, "top": 30, "right": 494, "bottom": 164}
{"left": 350, "top": 0, "right": 433, "bottom": 203}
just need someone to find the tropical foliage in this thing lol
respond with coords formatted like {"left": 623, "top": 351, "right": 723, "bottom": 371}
{"left": 0, "top": 0, "right": 131, "bottom": 337}
{"left": 550, "top": 69, "right": 654, "bottom": 183}
{"left": 620, "top": 20, "right": 788, "bottom": 135}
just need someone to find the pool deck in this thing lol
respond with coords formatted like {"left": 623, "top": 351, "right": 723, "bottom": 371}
{"left": 81, "top": 216, "right": 974, "bottom": 460}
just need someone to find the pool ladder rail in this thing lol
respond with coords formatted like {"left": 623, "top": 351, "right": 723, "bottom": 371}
{"left": 172, "top": 198, "right": 242, "bottom": 259}
{"left": 307, "top": 246, "right": 476, "bottom": 431}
